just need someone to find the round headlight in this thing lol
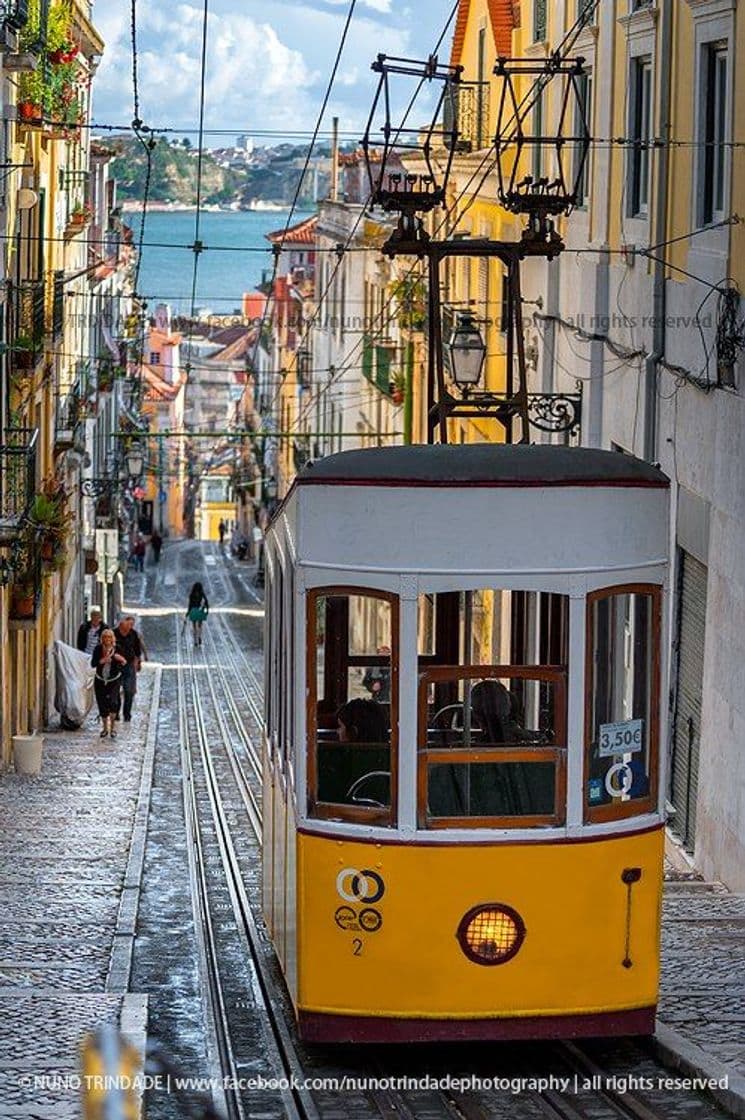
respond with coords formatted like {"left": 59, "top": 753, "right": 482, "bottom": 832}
{"left": 456, "top": 903, "right": 525, "bottom": 965}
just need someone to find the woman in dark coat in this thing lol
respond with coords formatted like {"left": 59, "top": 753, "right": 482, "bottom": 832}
{"left": 186, "top": 581, "right": 209, "bottom": 647}
{"left": 92, "top": 629, "right": 126, "bottom": 739}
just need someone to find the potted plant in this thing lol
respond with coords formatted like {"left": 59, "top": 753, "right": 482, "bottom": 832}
{"left": 70, "top": 201, "right": 92, "bottom": 226}
{"left": 9, "top": 573, "right": 37, "bottom": 621}
{"left": 17, "top": 71, "right": 45, "bottom": 121}
{"left": 29, "top": 480, "right": 69, "bottom": 570}
{"left": 390, "top": 371, "right": 406, "bottom": 406}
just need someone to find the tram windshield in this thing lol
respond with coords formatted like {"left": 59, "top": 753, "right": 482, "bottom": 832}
{"left": 307, "top": 590, "right": 397, "bottom": 825}
{"left": 417, "top": 590, "right": 568, "bottom": 828}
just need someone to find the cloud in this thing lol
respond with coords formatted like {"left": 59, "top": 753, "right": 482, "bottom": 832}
{"left": 94, "top": 4, "right": 316, "bottom": 133}
{"left": 90, "top": 0, "right": 454, "bottom": 138}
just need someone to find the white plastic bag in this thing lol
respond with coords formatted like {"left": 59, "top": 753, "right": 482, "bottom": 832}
{"left": 53, "top": 640, "right": 95, "bottom": 729}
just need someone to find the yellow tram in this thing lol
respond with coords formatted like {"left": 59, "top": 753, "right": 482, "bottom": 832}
{"left": 262, "top": 445, "right": 670, "bottom": 1042}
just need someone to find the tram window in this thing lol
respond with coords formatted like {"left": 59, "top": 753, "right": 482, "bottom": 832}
{"left": 417, "top": 590, "right": 568, "bottom": 667}
{"left": 586, "top": 587, "right": 660, "bottom": 821}
{"left": 418, "top": 667, "right": 567, "bottom": 828}
{"left": 307, "top": 590, "right": 398, "bottom": 825}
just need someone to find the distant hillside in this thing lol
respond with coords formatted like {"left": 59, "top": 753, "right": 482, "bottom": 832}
{"left": 109, "top": 136, "right": 242, "bottom": 206}
{"left": 107, "top": 136, "right": 331, "bottom": 208}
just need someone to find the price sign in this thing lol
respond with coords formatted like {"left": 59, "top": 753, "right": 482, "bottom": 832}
{"left": 599, "top": 718, "right": 643, "bottom": 757}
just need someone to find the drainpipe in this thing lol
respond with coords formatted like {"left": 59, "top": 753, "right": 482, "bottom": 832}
{"left": 643, "top": 0, "right": 673, "bottom": 463}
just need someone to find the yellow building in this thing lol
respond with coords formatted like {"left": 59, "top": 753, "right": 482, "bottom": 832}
{"left": 1, "top": 0, "right": 104, "bottom": 761}
{"left": 439, "top": 0, "right": 518, "bottom": 445}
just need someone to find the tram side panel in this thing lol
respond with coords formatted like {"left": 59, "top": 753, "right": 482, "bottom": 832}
{"left": 294, "top": 829, "right": 663, "bottom": 1041}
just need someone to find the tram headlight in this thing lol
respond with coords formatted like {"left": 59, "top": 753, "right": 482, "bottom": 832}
{"left": 456, "top": 903, "right": 525, "bottom": 965}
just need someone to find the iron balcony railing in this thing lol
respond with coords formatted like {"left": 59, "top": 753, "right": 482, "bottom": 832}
{"left": 9, "top": 279, "right": 46, "bottom": 371}
{"left": 55, "top": 383, "right": 86, "bottom": 452}
{"left": 444, "top": 83, "right": 492, "bottom": 154}
{"left": 52, "top": 270, "right": 64, "bottom": 340}
{"left": 0, "top": 427, "right": 38, "bottom": 542}
{"left": 1, "top": 0, "right": 30, "bottom": 31}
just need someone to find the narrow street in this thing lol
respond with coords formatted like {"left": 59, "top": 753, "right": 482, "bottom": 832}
{"left": 1, "top": 539, "right": 744, "bottom": 1118}
{"left": 127, "top": 543, "right": 744, "bottom": 1120}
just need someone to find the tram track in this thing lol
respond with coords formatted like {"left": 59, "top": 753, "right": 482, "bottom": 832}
{"left": 162, "top": 540, "right": 729, "bottom": 1120}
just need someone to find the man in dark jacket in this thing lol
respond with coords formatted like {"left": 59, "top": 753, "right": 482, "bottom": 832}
{"left": 77, "top": 609, "right": 107, "bottom": 657}
{"left": 113, "top": 616, "right": 144, "bottom": 722}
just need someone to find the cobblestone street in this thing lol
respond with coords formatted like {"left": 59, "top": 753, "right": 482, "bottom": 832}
{"left": 0, "top": 540, "right": 744, "bottom": 1120}
{"left": 0, "top": 659, "right": 156, "bottom": 1117}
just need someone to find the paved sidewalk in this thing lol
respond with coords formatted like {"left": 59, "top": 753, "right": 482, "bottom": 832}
{"left": 0, "top": 666, "right": 158, "bottom": 1119}
{"left": 657, "top": 856, "right": 745, "bottom": 1118}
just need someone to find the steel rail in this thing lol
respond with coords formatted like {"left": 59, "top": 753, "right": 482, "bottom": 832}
{"left": 177, "top": 612, "right": 318, "bottom": 1120}
{"left": 176, "top": 613, "right": 244, "bottom": 1120}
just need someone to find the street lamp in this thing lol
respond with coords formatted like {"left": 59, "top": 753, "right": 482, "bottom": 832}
{"left": 126, "top": 445, "right": 145, "bottom": 479}
{"left": 449, "top": 312, "right": 487, "bottom": 388}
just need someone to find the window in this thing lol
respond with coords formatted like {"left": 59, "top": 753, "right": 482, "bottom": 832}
{"left": 585, "top": 586, "right": 661, "bottom": 822}
{"left": 629, "top": 58, "right": 652, "bottom": 217}
{"left": 150, "top": 351, "right": 161, "bottom": 365}
{"left": 534, "top": 0, "right": 546, "bottom": 42}
{"left": 574, "top": 69, "right": 593, "bottom": 208}
{"left": 416, "top": 590, "right": 569, "bottom": 828}
{"left": 307, "top": 589, "right": 398, "bottom": 825}
{"left": 701, "top": 44, "right": 728, "bottom": 225}
{"left": 418, "top": 668, "right": 566, "bottom": 827}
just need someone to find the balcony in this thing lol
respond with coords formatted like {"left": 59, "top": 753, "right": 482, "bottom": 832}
{"left": 52, "top": 270, "right": 64, "bottom": 340}
{"left": 9, "top": 279, "right": 46, "bottom": 375}
{"left": 0, "top": 427, "right": 38, "bottom": 544}
{"left": 1, "top": 0, "right": 30, "bottom": 32}
{"left": 55, "top": 384, "right": 86, "bottom": 453}
{"left": 445, "top": 83, "right": 492, "bottom": 155}
{"left": 8, "top": 531, "right": 42, "bottom": 630}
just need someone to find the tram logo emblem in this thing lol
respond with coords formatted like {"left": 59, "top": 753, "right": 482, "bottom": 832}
{"left": 336, "top": 867, "right": 385, "bottom": 905}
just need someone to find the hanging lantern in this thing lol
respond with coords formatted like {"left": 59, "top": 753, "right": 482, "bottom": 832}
{"left": 448, "top": 312, "right": 487, "bottom": 387}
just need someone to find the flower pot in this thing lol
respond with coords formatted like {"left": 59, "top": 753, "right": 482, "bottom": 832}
{"left": 391, "top": 389, "right": 405, "bottom": 405}
{"left": 41, "top": 538, "right": 55, "bottom": 562}
{"left": 12, "top": 734, "right": 43, "bottom": 776}
{"left": 10, "top": 590, "right": 35, "bottom": 619}
{"left": 18, "top": 101, "right": 41, "bottom": 121}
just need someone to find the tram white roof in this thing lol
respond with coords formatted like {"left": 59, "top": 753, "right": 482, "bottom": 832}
{"left": 272, "top": 446, "right": 670, "bottom": 584}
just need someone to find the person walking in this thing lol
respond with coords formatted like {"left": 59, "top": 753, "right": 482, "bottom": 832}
{"left": 134, "top": 536, "right": 146, "bottom": 572}
{"left": 185, "top": 582, "right": 209, "bottom": 647}
{"left": 77, "top": 608, "right": 107, "bottom": 656}
{"left": 150, "top": 529, "right": 162, "bottom": 564}
{"left": 218, "top": 519, "right": 226, "bottom": 546}
{"left": 113, "top": 616, "right": 144, "bottom": 722}
{"left": 92, "top": 629, "right": 126, "bottom": 739}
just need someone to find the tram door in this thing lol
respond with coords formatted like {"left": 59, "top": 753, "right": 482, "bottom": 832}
{"left": 670, "top": 551, "right": 708, "bottom": 851}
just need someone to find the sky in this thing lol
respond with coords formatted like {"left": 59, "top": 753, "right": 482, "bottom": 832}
{"left": 91, "top": 0, "right": 457, "bottom": 145}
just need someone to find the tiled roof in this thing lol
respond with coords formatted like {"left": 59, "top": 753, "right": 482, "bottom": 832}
{"left": 450, "top": 0, "right": 515, "bottom": 67}
{"left": 265, "top": 214, "right": 317, "bottom": 246}
{"left": 142, "top": 364, "right": 179, "bottom": 402}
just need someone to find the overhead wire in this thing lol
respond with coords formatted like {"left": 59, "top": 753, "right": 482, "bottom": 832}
{"left": 264, "top": 0, "right": 462, "bottom": 425}
{"left": 292, "top": 0, "right": 605, "bottom": 436}
{"left": 248, "top": 0, "right": 360, "bottom": 408}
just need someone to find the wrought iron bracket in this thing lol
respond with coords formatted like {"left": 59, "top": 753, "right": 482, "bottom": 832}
{"left": 81, "top": 478, "right": 124, "bottom": 498}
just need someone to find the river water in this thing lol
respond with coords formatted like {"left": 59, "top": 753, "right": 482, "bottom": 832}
{"left": 133, "top": 209, "right": 314, "bottom": 315}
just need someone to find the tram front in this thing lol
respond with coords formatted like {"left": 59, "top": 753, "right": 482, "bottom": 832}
{"left": 262, "top": 445, "right": 670, "bottom": 1043}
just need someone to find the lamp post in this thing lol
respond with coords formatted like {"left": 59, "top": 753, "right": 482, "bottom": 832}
{"left": 125, "top": 444, "right": 145, "bottom": 481}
